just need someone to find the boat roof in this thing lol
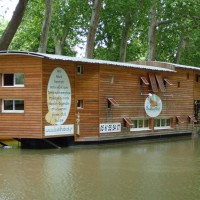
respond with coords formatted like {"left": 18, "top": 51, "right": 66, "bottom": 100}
{"left": 1, "top": 50, "right": 199, "bottom": 72}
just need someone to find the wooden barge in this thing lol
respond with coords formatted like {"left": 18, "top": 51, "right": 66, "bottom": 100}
{"left": 0, "top": 51, "right": 199, "bottom": 148}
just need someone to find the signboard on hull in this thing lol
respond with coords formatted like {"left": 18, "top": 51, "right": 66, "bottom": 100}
{"left": 100, "top": 123, "right": 121, "bottom": 133}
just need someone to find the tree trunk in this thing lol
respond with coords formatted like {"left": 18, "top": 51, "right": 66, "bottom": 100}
{"left": 148, "top": 2, "right": 157, "bottom": 61}
{"left": 54, "top": 31, "right": 68, "bottom": 55}
{"left": 55, "top": 40, "right": 63, "bottom": 55}
{"left": 174, "top": 37, "right": 185, "bottom": 64}
{"left": 38, "top": 0, "right": 53, "bottom": 53}
{"left": 174, "top": 36, "right": 189, "bottom": 64}
{"left": 85, "top": 0, "right": 103, "bottom": 58}
{"left": 119, "top": 19, "right": 132, "bottom": 62}
{"left": 0, "top": 0, "right": 29, "bottom": 50}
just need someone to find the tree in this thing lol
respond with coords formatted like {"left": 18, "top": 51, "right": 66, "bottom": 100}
{"left": 0, "top": 0, "right": 29, "bottom": 50}
{"left": 119, "top": 0, "right": 147, "bottom": 62}
{"left": 147, "top": 0, "right": 171, "bottom": 61}
{"left": 38, "top": 0, "right": 53, "bottom": 53}
{"left": 51, "top": 0, "right": 90, "bottom": 55}
{"left": 85, "top": 0, "right": 103, "bottom": 58}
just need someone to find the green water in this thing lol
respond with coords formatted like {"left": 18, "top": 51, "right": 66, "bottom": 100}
{"left": 1, "top": 136, "right": 200, "bottom": 200}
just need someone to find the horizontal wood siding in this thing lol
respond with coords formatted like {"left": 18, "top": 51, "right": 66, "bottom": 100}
{"left": 42, "top": 59, "right": 75, "bottom": 138}
{"left": 164, "top": 69, "right": 194, "bottom": 131}
{"left": 75, "top": 63, "right": 99, "bottom": 141}
{"left": 194, "top": 71, "right": 200, "bottom": 100}
{"left": 99, "top": 65, "right": 194, "bottom": 137}
{"left": 0, "top": 55, "right": 42, "bottom": 138}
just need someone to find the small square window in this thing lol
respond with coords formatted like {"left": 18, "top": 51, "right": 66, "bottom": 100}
{"left": 3, "top": 74, "right": 14, "bottom": 86}
{"left": 77, "top": 65, "right": 84, "bottom": 75}
{"left": 15, "top": 74, "right": 24, "bottom": 85}
{"left": 77, "top": 100, "right": 84, "bottom": 108}
{"left": 3, "top": 73, "right": 24, "bottom": 87}
{"left": 4, "top": 100, "right": 13, "bottom": 110}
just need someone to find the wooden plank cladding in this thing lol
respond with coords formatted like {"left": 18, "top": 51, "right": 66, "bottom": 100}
{"left": 0, "top": 51, "right": 199, "bottom": 146}
{"left": 0, "top": 55, "right": 42, "bottom": 138}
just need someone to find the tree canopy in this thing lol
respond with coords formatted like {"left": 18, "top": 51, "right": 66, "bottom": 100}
{"left": 0, "top": 0, "right": 200, "bottom": 66}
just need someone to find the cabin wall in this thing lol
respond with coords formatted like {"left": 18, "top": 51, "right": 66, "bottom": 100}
{"left": 74, "top": 63, "right": 99, "bottom": 141}
{"left": 193, "top": 70, "right": 200, "bottom": 123}
{"left": 0, "top": 55, "right": 43, "bottom": 138}
{"left": 165, "top": 68, "right": 194, "bottom": 130}
{"left": 99, "top": 65, "right": 194, "bottom": 138}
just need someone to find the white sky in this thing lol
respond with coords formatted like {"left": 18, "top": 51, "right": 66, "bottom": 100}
{"left": 0, "top": 0, "right": 19, "bottom": 21}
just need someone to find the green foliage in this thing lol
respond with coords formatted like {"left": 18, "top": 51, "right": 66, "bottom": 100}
{"left": 1, "top": 0, "right": 199, "bottom": 66}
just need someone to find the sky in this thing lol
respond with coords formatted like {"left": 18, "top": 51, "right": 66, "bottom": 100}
{"left": 0, "top": 0, "right": 19, "bottom": 21}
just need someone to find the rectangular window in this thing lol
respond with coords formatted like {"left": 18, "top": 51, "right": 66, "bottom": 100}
{"left": 130, "top": 119, "right": 150, "bottom": 131}
{"left": 2, "top": 99, "right": 24, "bottom": 113}
{"left": 109, "top": 75, "right": 114, "bottom": 84}
{"left": 77, "top": 65, "right": 84, "bottom": 75}
{"left": 3, "top": 73, "right": 24, "bottom": 87}
{"left": 154, "top": 118, "right": 171, "bottom": 129}
{"left": 77, "top": 100, "right": 84, "bottom": 109}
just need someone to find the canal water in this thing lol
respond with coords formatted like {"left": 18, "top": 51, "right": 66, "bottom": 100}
{"left": 1, "top": 136, "right": 200, "bottom": 200}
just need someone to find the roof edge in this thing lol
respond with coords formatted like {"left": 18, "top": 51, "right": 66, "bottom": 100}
{"left": 0, "top": 50, "right": 176, "bottom": 72}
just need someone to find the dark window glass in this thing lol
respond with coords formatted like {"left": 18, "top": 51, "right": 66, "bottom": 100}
{"left": 4, "top": 74, "right": 14, "bottom": 86}
{"left": 77, "top": 100, "right": 83, "bottom": 108}
{"left": 4, "top": 100, "right": 14, "bottom": 110}
{"left": 77, "top": 66, "right": 83, "bottom": 74}
{"left": 133, "top": 120, "right": 137, "bottom": 128}
{"left": 15, "top": 100, "right": 24, "bottom": 110}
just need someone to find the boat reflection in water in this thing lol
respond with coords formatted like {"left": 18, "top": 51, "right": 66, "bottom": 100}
{"left": 0, "top": 136, "right": 200, "bottom": 200}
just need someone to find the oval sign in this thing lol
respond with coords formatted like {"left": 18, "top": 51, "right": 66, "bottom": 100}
{"left": 144, "top": 94, "right": 162, "bottom": 118}
{"left": 45, "top": 67, "right": 71, "bottom": 125}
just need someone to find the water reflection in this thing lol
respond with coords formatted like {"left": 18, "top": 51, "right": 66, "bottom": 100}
{"left": 1, "top": 137, "right": 200, "bottom": 200}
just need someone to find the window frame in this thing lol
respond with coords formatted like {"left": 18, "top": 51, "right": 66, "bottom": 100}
{"left": 130, "top": 118, "right": 150, "bottom": 131}
{"left": 154, "top": 118, "right": 171, "bottom": 129}
{"left": 2, "top": 99, "right": 25, "bottom": 113}
{"left": 2, "top": 73, "right": 24, "bottom": 87}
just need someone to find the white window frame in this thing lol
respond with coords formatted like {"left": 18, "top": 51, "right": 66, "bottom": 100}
{"left": 2, "top": 99, "right": 24, "bottom": 113}
{"left": 154, "top": 118, "right": 171, "bottom": 130}
{"left": 2, "top": 73, "right": 24, "bottom": 87}
{"left": 130, "top": 119, "right": 150, "bottom": 131}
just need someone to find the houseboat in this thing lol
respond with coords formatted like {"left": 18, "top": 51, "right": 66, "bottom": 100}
{"left": 0, "top": 51, "right": 199, "bottom": 148}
